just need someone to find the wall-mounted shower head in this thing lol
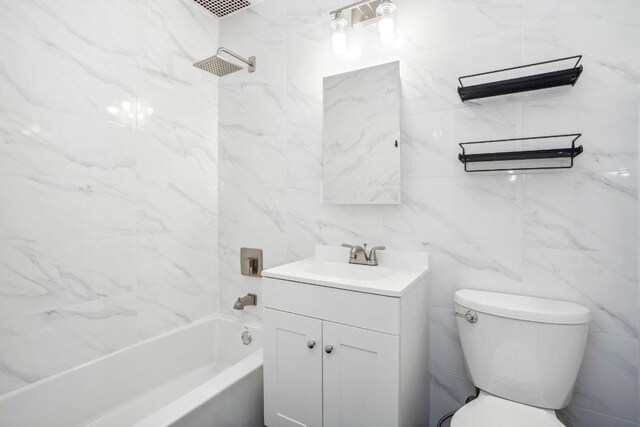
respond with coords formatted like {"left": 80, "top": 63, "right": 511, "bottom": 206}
{"left": 194, "top": 47, "right": 256, "bottom": 77}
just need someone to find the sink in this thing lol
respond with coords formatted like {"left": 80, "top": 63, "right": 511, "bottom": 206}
{"left": 305, "top": 261, "right": 395, "bottom": 281}
{"left": 262, "top": 245, "right": 429, "bottom": 297}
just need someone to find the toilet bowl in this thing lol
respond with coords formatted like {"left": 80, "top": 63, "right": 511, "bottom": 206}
{"left": 450, "top": 290, "right": 591, "bottom": 426}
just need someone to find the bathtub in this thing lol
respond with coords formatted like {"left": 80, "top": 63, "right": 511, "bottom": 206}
{"left": 0, "top": 314, "right": 263, "bottom": 427}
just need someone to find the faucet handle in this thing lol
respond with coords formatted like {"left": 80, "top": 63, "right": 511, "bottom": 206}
{"left": 341, "top": 243, "right": 355, "bottom": 249}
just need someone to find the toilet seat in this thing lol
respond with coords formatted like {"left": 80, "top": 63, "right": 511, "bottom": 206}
{"left": 451, "top": 391, "right": 564, "bottom": 427}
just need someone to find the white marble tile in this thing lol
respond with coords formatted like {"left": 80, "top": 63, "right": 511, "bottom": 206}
{"left": 0, "top": 176, "right": 137, "bottom": 246}
{"left": 397, "top": 0, "right": 521, "bottom": 53}
{"left": 137, "top": 182, "right": 217, "bottom": 234}
{"left": 286, "top": 0, "right": 344, "bottom": 34}
{"left": 0, "top": 104, "right": 136, "bottom": 180}
{"left": 522, "top": 0, "right": 640, "bottom": 92}
{"left": 572, "top": 333, "right": 639, "bottom": 423}
{"left": 401, "top": 30, "right": 523, "bottom": 115}
{"left": 402, "top": 103, "right": 522, "bottom": 179}
{"left": 427, "top": 243, "right": 523, "bottom": 309}
{"left": 383, "top": 175, "right": 523, "bottom": 246}
{"left": 285, "top": 180, "right": 386, "bottom": 245}
{"left": 219, "top": 0, "right": 286, "bottom": 90}
{"left": 523, "top": 248, "right": 638, "bottom": 338}
{"left": 219, "top": 180, "right": 286, "bottom": 233}
{"left": 286, "top": 125, "right": 323, "bottom": 184}
{"left": 136, "top": 0, "right": 220, "bottom": 139}
{"left": 137, "top": 282, "right": 216, "bottom": 330}
{"left": 136, "top": 129, "right": 218, "bottom": 184}
{"left": 137, "top": 0, "right": 220, "bottom": 82}
{"left": 0, "top": 237, "right": 137, "bottom": 322}
{"left": 0, "top": 0, "right": 139, "bottom": 124}
{"left": 559, "top": 406, "right": 639, "bottom": 427}
{"left": 523, "top": 170, "right": 638, "bottom": 253}
{"left": 219, "top": 133, "right": 286, "bottom": 186}
{"left": 136, "top": 70, "right": 219, "bottom": 140}
{"left": 429, "top": 307, "right": 468, "bottom": 378}
{"left": 285, "top": 21, "right": 334, "bottom": 129}
{"left": 218, "top": 80, "right": 286, "bottom": 139}
{"left": 137, "top": 231, "right": 217, "bottom": 292}
{"left": 521, "top": 86, "right": 640, "bottom": 172}
{"left": 0, "top": 292, "right": 140, "bottom": 395}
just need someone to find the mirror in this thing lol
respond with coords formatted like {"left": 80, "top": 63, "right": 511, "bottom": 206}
{"left": 323, "top": 61, "right": 401, "bottom": 204}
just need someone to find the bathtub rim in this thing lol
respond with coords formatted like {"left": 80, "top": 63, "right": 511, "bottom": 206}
{"left": 133, "top": 347, "right": 263, "bottom": 427}
{"left": 0, "top": 313, "right": 262, "bottom": 403}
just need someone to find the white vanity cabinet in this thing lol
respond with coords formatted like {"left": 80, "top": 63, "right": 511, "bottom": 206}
{"left": 262, "top": 246, "right": 430, "bottom": 427}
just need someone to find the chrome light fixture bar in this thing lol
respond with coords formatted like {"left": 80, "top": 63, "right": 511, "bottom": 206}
{"left": 330, "top": 0, "right": 385, "bottom": 27}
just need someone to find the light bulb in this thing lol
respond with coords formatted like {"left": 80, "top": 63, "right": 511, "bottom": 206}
{"left": 330, "top": 12, "right": 349, "bottom": 55}
{"left": 376, "top": 1, "right": 397, "bottom": 43}
{"left": 332, "top": 32, "right": 348, "bottom": 54}
{"left": 378, "top": 16, "right": 394, "bottom": 34}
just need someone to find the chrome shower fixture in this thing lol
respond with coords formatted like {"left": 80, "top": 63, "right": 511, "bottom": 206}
{"left": 194, "top": 47, "right": 256, "bottom": 77}
{"left": 191, "top": 0, "right": 252, "bottom": 18}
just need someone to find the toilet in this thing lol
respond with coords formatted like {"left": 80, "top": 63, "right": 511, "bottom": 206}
{"left": 451, "top": 289, "right": 591, "bottom": 427}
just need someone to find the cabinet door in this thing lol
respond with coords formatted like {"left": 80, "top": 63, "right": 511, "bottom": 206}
{"left": 322, "top": 321, "right": 400, "bottom": 427}
{"left": 264, "top": 308, "right": 323, "bottom": 427}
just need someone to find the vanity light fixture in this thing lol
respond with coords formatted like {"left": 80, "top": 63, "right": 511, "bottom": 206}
{"left": 329, "top": 0, "right": 401, "bottom": 56}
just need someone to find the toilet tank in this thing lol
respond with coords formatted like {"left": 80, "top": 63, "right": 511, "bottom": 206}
{"left": 453, "top": 290, "right": 590, "bottom": 410}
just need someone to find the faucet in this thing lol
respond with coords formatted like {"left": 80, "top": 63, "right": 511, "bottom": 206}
{"left": 234, "top": 293, "right": 257, "bottom": 310}
{"left": 341, "top": 243, "right": 386, "bottom": 266}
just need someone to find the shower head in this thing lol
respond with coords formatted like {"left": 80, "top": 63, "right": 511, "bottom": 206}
{"left": 194, "top": 47, "right": 256, "bottom": 77}
{"left": 191, "top": 0, "right": 252, "bottom": 18}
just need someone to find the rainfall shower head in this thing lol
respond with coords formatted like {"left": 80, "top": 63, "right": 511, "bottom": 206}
{"left": 191, "top": 0, "right": 252, "bottom": 18}
{"left": 194, "top": 47, "right": 256, "bottom": 77}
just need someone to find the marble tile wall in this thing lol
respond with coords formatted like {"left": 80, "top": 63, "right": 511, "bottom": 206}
{"left": 218, "top": 0, "right": 640, "bottom": 425}
{"left": 0, "top": 0, "right": 220, "bottom": 395}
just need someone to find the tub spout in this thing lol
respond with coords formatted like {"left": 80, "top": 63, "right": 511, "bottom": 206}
{"left": 234, "top": 293, "right": 257, "bottom": 310}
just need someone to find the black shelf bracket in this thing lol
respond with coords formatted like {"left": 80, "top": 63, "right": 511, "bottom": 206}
{"left": 458, "top": 134, "right": 583, "bottom": 172}
{"left": 457, "top": 56, "right": 583, "bottom": 102}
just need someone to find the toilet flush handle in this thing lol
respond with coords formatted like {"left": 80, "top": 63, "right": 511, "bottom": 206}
{"left": 452, "top": 310, "right": 478, "bottom": 323}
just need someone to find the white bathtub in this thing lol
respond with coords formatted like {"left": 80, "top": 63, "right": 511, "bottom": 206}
{"left": 0, "top": 314, "right": 263, "bottom": 427}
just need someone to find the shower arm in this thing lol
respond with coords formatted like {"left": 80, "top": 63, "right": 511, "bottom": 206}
{"left": 217, "top": 47, "right": 255, "bottom": 68}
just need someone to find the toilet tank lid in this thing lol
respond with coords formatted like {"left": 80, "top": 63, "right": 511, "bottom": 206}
{"left": 454, "top": 290, "right": 591, "bottom": 324}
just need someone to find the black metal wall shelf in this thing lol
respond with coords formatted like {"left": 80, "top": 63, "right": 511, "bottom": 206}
{"left": 457, "top": 56, "right": 583, "bottom": 102}
{"left": 458, "top": 134, "right": 583, "bottom": 172}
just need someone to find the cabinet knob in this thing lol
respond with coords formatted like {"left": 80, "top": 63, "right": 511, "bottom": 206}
{"left": 324, "top": 345, "right": 333, "bottom": 354}
{"left": 307, "top": 340, "right": 316, "bottom": 349}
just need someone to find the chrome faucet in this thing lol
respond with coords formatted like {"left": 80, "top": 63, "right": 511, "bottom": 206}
{"left": 341, "top": 243, "right": 386, "bottom": 266}
{"left": 234, "top": 293, "right": 257, "bottom": 310}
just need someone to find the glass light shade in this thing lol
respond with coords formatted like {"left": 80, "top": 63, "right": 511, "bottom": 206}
{"left": 331, "top": 13, "right": 349, "bottom": 55}
{"left": 376, "top": 1, "right": 397, "bottom": 45}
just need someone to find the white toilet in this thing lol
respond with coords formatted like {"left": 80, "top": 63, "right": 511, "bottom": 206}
{"left": 451, "top": 289, "right": 591, "bottom": 427}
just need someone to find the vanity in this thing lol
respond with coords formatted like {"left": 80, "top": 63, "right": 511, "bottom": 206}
{"left": 262, "top": 245, "right": 430, "bottom": 427}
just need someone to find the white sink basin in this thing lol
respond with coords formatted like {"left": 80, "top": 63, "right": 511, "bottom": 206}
{"left": 263, "top": 246, "right": 429, "bottom": 297}
{"left": 305, "top": 262, "right": 395, "bottom": 281}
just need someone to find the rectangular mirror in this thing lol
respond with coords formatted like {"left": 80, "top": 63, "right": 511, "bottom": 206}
{"left": 323, "top": 61, "right": 401, "bottom": 204}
